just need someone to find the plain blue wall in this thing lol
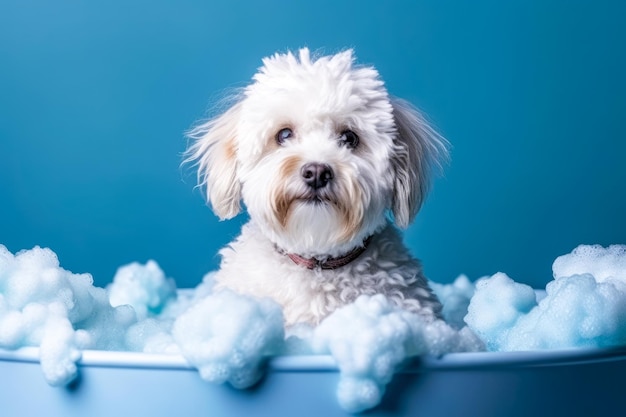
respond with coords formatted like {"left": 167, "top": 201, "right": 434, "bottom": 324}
{"left": 1, "top": 0, "right": 625, "bottom": 288}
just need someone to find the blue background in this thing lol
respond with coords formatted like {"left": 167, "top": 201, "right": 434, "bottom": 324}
{"left": 1, "top": 0, "right": 625, "bottom": 289}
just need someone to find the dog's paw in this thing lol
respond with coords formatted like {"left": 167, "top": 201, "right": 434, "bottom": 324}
{"left": 312, "top": 294, "right": 483, "bottom": 412}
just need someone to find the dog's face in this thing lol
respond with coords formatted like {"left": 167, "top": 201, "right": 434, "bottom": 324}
{"left": 187, "top": 49, "right": 448, "bottom": 257}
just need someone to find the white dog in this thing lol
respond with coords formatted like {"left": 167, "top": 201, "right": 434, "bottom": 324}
{"left": 186, "top": 48, "right": 448, "bottom": 326}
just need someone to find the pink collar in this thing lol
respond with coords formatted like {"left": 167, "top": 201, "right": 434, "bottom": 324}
{"left": 282, "top": 236, "right": 373, "bottom": 270}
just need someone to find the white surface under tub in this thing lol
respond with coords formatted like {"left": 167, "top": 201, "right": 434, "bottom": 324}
{"left": 1, "top": 346, "right": 625, "bottom": 417}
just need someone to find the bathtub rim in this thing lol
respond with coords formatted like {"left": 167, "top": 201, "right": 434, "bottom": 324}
{"left": 2, "top": 345, "right": 626, "bottom": 373}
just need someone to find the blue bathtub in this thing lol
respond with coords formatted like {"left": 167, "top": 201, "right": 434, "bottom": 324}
{"left": 1, "top": 346, "right": 625, "bottom": 416}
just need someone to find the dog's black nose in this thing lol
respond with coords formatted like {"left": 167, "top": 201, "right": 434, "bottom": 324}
{"left": 301, "top": 163, "right": 334, "bottom": 190}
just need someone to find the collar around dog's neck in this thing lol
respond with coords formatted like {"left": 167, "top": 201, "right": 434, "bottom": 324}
{"left": 282, "top": 236, "right": 373, "bottom": 270}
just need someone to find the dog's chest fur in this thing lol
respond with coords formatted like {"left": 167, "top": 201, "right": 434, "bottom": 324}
{"left": 213, "top": 222, "right": 442, "bottom": 326}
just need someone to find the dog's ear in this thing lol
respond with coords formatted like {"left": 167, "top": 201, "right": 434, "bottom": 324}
{"left": 390, "top": 98, "right": 449, "bottom": 228}
{"left": 185, "top": 102, "right": 242, "bottom": 220}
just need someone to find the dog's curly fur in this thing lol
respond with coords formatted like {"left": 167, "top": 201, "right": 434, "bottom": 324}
{"left": 186, "top": 48, "right": 449, "bottom": 326}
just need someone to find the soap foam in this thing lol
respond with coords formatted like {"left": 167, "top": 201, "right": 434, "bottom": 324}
{"left": 172, "top": 289, "right": 285, "bottom": 388}
{"left": 108, "top": 260, "right": 177, "bottom": 320}
{"left": 553, "top": 244, "right": 626, "bottom": 282}
{"left": 430, "top": 274, "right": 478, "bottom": 329}
{"left": 465, "top": 245, "right": 626, "bottom": 351}
{"left": 312, "top": 294, "right": 483, "bottom": 412}
{"left": 0, "top": 245, "right": 136, "bottom": 385}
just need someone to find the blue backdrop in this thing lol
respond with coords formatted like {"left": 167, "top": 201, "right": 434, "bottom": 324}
{"left": 1, "top": 0, "right": 625, "bottom": 288}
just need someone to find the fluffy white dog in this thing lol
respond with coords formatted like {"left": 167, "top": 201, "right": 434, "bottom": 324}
{"left": 186, "top": 48, "right": 449, "bottom": 326}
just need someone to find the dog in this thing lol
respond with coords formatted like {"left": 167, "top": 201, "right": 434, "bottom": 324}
{"left": 185, "top": 48, "right": 448, "bottom": 326}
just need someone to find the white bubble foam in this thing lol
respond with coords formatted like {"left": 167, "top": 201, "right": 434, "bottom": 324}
{"left": 464, "top": 272, "right": 538, "bottom": 351}
{"left": 466, "top": 245, "right": 626, "bottom": 352}
{"left": 553, "top": 244, "right": 626, "bottom": 282}
{"left": 0, "top": 245, "right": 127, "bottom": 385}
{"left": 312, "top": 294, "right": 483, "bottom": 413}
{"left": 430, "top": 274, "right": 477, "bottom": 329}
{"left": 172, "top": 289, "right": 285, "bottom": 388}
{"left": 108, "top": 260, "right": 177, "bottom": 320}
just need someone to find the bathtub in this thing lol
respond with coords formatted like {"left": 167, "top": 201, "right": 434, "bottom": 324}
{"left": 1, "top": 346, "right": 625, "bottom": 417}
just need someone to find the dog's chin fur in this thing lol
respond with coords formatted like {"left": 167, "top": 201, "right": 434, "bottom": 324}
{"left": 185, "top": 48, "right": 449, "bottom": 326}
{"left": 265, "top": 199, "right": 385, "bottom": 259}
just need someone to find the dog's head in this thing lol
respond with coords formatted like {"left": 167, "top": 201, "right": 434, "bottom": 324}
{"left": 186, "top": 49, "right": 448, "bottom": 257}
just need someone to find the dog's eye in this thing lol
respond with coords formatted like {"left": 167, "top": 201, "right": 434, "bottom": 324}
{"left": 338, "top": 130, "right": 359, "bottom": 149}
{"left": 275, "top": 127, "right": 294, "bottom": 145}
